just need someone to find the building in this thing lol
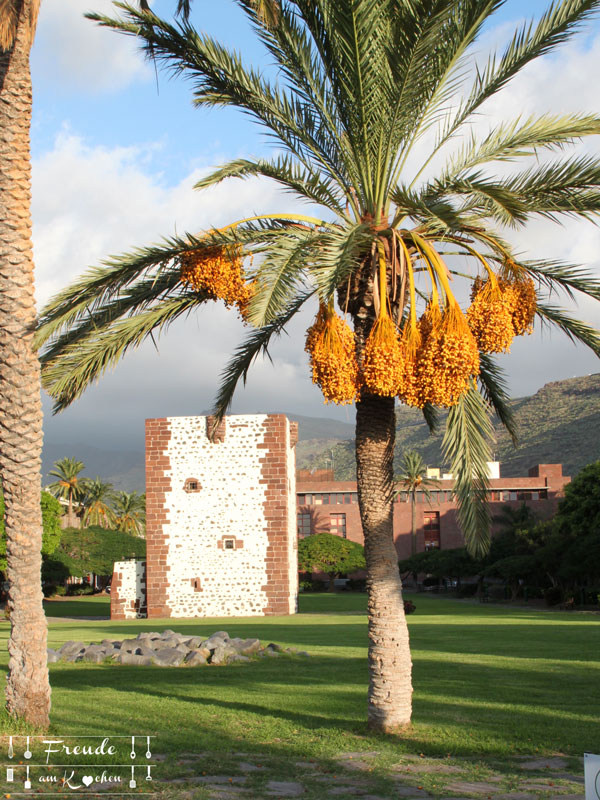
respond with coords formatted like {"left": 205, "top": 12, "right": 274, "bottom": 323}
{"left": 296, "top": 462, "right": 569, "bottom": 559}
{"left": 111, "top": 413, "right": 298, "bottom": 620}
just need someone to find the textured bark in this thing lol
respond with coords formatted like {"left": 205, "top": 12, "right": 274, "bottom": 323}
{"left": 356, "top": 393, "right": 413, "bottom": 732}
{"left": 0, "top": 0, "right": 50, "bottom": 727}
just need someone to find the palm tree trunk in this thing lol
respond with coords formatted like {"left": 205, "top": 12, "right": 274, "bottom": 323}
{"left": 411, "top": 493, "right": 417, "bottom": 556}
{"left": 0, "top": 0, "right": 50, "bottom": 727}
{"left": 356, "top": 393, "right": 412, "bottom": 732}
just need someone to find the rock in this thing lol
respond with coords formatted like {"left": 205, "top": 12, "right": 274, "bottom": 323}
{"left": 160, "top": 629, "right": 177, "bottom": 637}
{"left": 209, "top": 644, "right": 231, "bottom": 665}
{"left": 210, "top": 630, "right": 230, "bottom": 641}
{"left": 298, "top": 651, "right": 311, "bottom": 657}
{"left": 47, "top": 648, "right": 60, "bottom": 663}
{"left": 118, "top": 653, "right": 153, "bottom": 666}
{"left": 266, "top": 643, "right": 283, "bottom": 653}
{"left": 82, "top": 649, "right": 107, "bottom": 664}
{"left": 228, "top": 655, "right": 251, "bottom": 664}
{"left": 184, "top": 651, "right": 208, "bottom": 666}
{"left": 264, "top": 649, "right": 281, "bottom": 657}
{"left": 59, "top": 641, "right": 87, "bottom": 657}
{"left": 236, "top": 638, "right": 261, "bottom": 656}
{"left": 152, "top": 648, "right": 185, "bottom": 666}
{"left": 119, "top": 639, "right": 140, "bottom": 654}
{"left": 184, "top": 636, "right": 205, "bottom": 648}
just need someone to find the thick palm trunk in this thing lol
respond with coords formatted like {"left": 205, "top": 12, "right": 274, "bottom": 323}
{"left": 0, "top": 1, "right": 50, "bottom": 727}
{"left": 356, "top": 393, "right": 412, "bottom": 732}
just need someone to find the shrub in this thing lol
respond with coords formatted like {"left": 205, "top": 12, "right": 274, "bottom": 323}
{"left": 544, "top": 586, "right": 563, "bottom": 607}
{"left": 404, "top": 600, "right": 416, "bottom": 614}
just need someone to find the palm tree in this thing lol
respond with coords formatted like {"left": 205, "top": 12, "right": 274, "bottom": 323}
{"left": 0, "top": 0, "right": 51, "bottom": 727}
{"left": 36, "top": 1, "right": 600, "bottom": 732}
{"left": 48, "top": 457, "right": 88, "bottom": 526}
{"left": 81, "top": 477, "right": 116, "bottom": 528}
{"left": 396, "top": 451, "right": 440, "bottom": 558}
{"left": 0, "top": 0, "right": 193, "bottom": 731}
{"left": 112, "top": 491, "right": 146, "bottom": 537}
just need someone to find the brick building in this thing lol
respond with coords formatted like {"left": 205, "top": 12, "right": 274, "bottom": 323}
{"left": 297, "top": 462, "right": 569, "bottom": 559}
{"left": 111, "top": 413, "right": 298, "bottom": 620}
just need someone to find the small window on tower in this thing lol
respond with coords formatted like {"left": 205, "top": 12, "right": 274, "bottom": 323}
{"left": 224, "top": 538, "right": 235, "bottom": 550}
{"left": 183, "top": 478, "right": 201, "bottom": 493}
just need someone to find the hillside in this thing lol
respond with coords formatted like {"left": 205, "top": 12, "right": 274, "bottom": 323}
{"left": 298, "top": 374, "right": 600, "bottom": 480}
{"left": 42, "top": 374, "right": 600, "bottom": 489}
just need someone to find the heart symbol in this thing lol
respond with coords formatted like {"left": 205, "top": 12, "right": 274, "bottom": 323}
{"left": 82, "top": 776, "right": 94, "bottom": 787}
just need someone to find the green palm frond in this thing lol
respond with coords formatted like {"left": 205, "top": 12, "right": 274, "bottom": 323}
{"left": 520, "top": 258, "right": 600, "bottom": 303}
{"left": 536, "top": 303, "right": 600, "bottom": 355}
{"left": 42, "top": 294, "right": 203, "bottom": 413}
{"left": 442, "top": 382, "right": 494, "bottom": 557}
{"left": 442, "top": 114, "right": 600, "bottom": 178}
{"left": 422, "top": 0, "right": 600, "bottom": 178}
{"left": 194, "top": 155, "right": 347, "bottom": 215}
{"left": 478, "top": 354, "right": 518, "bottom": 445}
{"left": 214, "top": 289, "right": 314, "bottom": 421}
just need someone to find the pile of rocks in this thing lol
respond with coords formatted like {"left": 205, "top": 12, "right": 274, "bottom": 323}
{"left": 47, "top": 630, "right": 310, "bottom": 667}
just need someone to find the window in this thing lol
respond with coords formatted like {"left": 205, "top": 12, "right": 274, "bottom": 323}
{"left": 297, "top": 512, "right": 311, "bottom": 537}
{"left": 183, "top": 478, "right": 202, "bottom": 493}
{"left": 423, "top": 511, "right": 440, "bottom": 550}
{"left": 330, "top": 513, "right": 347, "bottom": 538}
{"left": 224, "top": 538, "right": 235, "bottom": 550}
{"left": 344, "top": 493, "right": 352, "bottom": 504}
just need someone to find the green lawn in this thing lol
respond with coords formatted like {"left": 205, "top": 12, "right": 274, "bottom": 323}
{"left": 0, "top": 593, "right": 597, "bottom": 795}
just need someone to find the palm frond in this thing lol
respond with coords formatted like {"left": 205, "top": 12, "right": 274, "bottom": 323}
{"left": 42, "top": 295, "right": 203, "bottom": 413}
{"left": 213, "top": 289, "right": 314, "bottom": 421}
{"left": 194, "top": 155, "right": 346, "bottom": 215}
{"left": 478, "top": 354, "right": 518, "bottom": 445}
{"left": 520, "top": 258, "right": 600, "bottom": 303}
{"left": 442, "top": 382, "right": 494, "bottom": 557}
{"left": 426, "top": 0, "right": 600, "bottom": 175}
{"left": 536, "top": 303, "right": 600, "bottom": 355}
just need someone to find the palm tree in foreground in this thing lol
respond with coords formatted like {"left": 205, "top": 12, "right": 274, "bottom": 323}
{"left": 0, "top": 0, "right": 50, "bottom": 726}
{"left": 396, "top": 451, "right": 440, "bottom": 557}
{"left": 37, "top": 1, "right": 600, "bottom": 731}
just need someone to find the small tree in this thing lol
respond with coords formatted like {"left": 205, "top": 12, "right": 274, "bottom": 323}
{"left": 113, "top": 491, "right": 146, "bottom": 537}
{"left": 298, "top": 533, "right": 365, "bottom": 592}
{"left": 0, "top": 490, "right": 62, "bottom": 572}
{"left": 396, "top": 451, "right": 440, "bottom": 557}
{"left": 81, "top": 477, "right": 116, "bottom": 528}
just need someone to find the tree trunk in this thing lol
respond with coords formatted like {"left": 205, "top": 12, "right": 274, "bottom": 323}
{"left": 411, "top": 494, "right": 417, "bottom": 556}
{"left": 356, "top": 393, "right": 412, "bottom": 732}
{"left": 0, "top": 0, "right": 50, "bottom": 727}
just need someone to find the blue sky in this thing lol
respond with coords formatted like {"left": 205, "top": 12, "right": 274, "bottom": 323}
{"left": 30, "top": 1, "right": 600, "bottom": 452}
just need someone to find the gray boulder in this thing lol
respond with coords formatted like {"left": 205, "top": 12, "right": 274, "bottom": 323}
{"left": 236, "top": 638, "right": 261, "bottom": 656}
{"left": 118, "top": 653, "right": 153, "bottom": 666}
{"left": 184, "top": 651, "right": 208, "bottom": 666}
{"left": 152, "top": 648, "right": 185, "bottom": 666}
{"left": 228, "top": 655, "right": 251, "bottom": 664}
{"left": 47, "top": 648, "right": 60, "bottom": 663}
{"left": 59, "top": 641, "right": 87, "bottom": 658}
{"left": 82, "top": 649, "right": 106, "bottom": 664}
{"left": 184, "top": 636, "right": 205, "bottom": 649}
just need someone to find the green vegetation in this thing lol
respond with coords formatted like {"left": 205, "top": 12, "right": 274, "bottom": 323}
{"left": 49, "top": 526, "right": 146, "bottom": 585}
{"left": 298, "top": 533, "right": 366, "bottom": 591}
{"left": 302, "top": 373, "right": 600, "bottom": 480}
{"left": 0, "top": 490, "right": 62, "bottom": 572}
{"left": 2, "top": 593, "right": 598, "bottom": 789}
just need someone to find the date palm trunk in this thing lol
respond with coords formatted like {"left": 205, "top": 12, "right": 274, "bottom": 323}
{"left": 356, "top": 393, "right": 412, "bottom": 732}
{"left": 0, "top": 0, "right": 50, "bottom": 727}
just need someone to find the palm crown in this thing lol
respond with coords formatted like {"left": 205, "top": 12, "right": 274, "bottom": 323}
{"left": 37, "top": 0, "right": 600, "bottom": 558}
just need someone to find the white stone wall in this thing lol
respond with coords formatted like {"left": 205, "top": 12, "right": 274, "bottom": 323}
{"left": 113, "top": 560, "right": 146, "bottom": 619}
{"left": 285, "top": 420, "right": 299, "bottom": 613}
{"left": 161, "top": 415, "right": 273, "bottom": 617}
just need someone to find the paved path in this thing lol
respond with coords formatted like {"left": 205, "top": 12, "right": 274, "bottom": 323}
{"left": 155, "top": 751, "right": 585, "bottom": 800}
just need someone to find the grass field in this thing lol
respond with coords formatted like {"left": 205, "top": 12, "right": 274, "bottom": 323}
{"left": 0, "top": 594, "right": 597, "bottom": 797}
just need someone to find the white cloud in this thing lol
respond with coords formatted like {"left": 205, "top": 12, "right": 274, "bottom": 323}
{"left": 33, "top": 0, "right": 150, "bottom": 92}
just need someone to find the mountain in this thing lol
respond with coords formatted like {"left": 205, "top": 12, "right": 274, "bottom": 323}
{"left": 297, "top": 373, "right": 600, "bottom": 481}
{"left": 42, "top": 374, "right": 600, "bottom": 490}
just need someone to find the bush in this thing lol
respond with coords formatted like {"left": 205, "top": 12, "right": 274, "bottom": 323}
{"left": 299, "top": 580, "right": 312, "bottom": 592}
{"left": 457, "top": 583, "right": 478, "bottom": 598}
{"left": 347, "top": 578, "right": 367, "bottom": 592}
{"left": 404, "top": 600, "right": 416, "bottom": 614}
{"left": 67, "top": 582, "right": 94, "bottom": 596}
{"left": 53, "top": 586, "right": 67, "bottom": 597}
{"left": 544, "top": 586, "right": 564, "bottom": 607}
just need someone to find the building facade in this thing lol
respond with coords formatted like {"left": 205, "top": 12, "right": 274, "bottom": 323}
{"left": 111, "top": 413, "right": 299, "bottom": 620}
{"left": 296, "top": 463, "right": 569, "bottom": 559}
